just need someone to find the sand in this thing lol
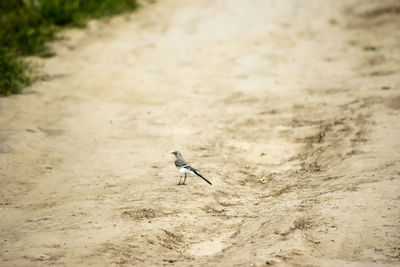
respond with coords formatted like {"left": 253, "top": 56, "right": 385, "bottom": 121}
{"left": 1, "top": 0, "right": 399, "bottom": 265}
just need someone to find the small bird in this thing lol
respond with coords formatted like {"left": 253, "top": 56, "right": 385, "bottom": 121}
{"left": 171, "top": 151, "right": 212, "bottom": 185}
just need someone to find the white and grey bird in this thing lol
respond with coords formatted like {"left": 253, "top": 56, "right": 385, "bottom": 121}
{"left": 171, "top": 151, "right": 212, "bottom": 185}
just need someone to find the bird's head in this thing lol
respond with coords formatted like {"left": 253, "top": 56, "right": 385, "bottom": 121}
{"left": 171, "top": 151, "right": 182, "bottom": 158}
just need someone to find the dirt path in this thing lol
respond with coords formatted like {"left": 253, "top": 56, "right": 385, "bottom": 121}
{"left": 1, "top": 0, "right": 400, "bottom": 266}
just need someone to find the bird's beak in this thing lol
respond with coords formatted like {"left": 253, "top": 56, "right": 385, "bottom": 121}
{"left": 171, "top": 152, "right": 174, "bottom": 154}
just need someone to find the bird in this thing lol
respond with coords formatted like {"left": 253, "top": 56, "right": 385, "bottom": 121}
{"left": 171, "top": 151, "right": 212, "bottom": 185}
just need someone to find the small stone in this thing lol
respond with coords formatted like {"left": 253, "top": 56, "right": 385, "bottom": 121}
{"left": 38, "top": 254, "right": 51, "bottom": 260}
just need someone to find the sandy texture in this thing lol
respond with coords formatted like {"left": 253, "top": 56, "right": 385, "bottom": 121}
{"left": 1, "top": 0, "right": 400, "bottom": 266}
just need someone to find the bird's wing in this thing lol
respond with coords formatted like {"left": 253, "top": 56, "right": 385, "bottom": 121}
{"left": 175, "top": 157, "right": 197, "bottom": 170}
{"left": 175, "top": 157, "right": 188, "bottom": 167}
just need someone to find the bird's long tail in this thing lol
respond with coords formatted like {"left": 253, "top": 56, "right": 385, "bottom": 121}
{"left": 193, "top": 170, "right": 212, "bottom": 185}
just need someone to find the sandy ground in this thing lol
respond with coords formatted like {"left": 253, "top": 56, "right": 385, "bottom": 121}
{"left": 1, "top": 0, "right": 400, "bottom": 266}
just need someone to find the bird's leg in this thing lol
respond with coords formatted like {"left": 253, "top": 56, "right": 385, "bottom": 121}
{"left": 178, "top": 174, "right": 182, "bottom": 185}
{"left": 183, "top": 173, "right": 187, "bottom": 184}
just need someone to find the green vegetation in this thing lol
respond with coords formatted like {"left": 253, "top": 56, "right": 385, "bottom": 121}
{"left": 0, "top": 0, "right": 138, "bottom": 96}
{"left": 0, "top": 47, "right": 32, "bottom": 96}
{"left": 363, "top": 46, "right": 377, "bottom": 52}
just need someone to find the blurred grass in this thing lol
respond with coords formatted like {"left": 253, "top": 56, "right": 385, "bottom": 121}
{"left": 0, "top": 0, "right": 138, "bottom": 96}
{"left": 0, "top": 47, "right": 32, "bottom": 96}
